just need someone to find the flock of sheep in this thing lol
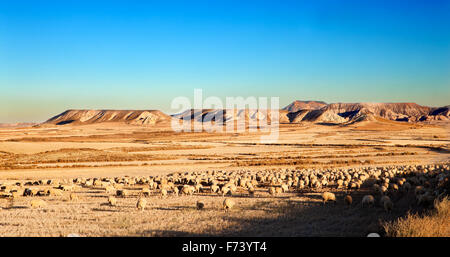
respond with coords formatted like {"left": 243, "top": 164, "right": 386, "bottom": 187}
{"left": 0, "top": 163, "right": 449, "bottom": 213}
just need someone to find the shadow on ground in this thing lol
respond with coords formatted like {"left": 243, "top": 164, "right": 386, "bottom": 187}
{"left": 135, "top": 184, "right": 433, "bottom": 237}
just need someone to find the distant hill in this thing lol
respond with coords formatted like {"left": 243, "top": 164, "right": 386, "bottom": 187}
{"left": 282, "top": 101, "right": 449, "bottom": 124}
{"left": 0, "top": 122, "right": 37, "bottom": 128}
{"left": 172, "top": 108, "right": 286, "bottom": 125}
{"left": 43, "top": 110, "right": 172, "bottom": 126}
{"left": 282, "top": 100, "right": 327, "bottom": 112}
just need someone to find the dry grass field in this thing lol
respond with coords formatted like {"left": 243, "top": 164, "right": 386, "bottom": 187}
{"left": 0, "top": 121, "right": 449, "bottom": 237}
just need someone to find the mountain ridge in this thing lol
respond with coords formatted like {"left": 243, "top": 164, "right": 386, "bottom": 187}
{"left": 35, "top": 101, "right": 450, "bottom": 127}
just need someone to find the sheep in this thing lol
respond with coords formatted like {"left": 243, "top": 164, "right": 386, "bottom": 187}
{"left": 268, "top": 187, "right": 276, "bottom": 195}
{"left": 108, "top": 196, "right": 117, "bottom": 206}
{"left": 194, "top": 184, "right": 203, "bottom": 193}
{"left": 223, "top": 198, "right": 235, "bottom": 211}
{"left": 173, "top": 186, "right": 179, "bottom": 196}
{"left": 196, "top": 201, "right": 205, "bottom": 210}
{"left": 11, "top": 191, "right": 21, "bottom": 198}
{"left": 36, "top": 190, "right": 47, "bottom": 196}
{"left": 361, "top": 195, "right": 375, "bottom": 207}
{"left": 322, "top": 192, "right": 336, "bottom": 204}
{"left": 93, "top": 180, "right": 102, "bottom": 187}
{"left": 47, "top": 188, "right": 63, "bottom": 196}
{"left": 221, "top": 187, "right": 231, "bottom": 196}
{"left": 344, "top": 195, "right": 352, "bottom": 206}
{"left": 349, "top": 182, "right": 359, "bottom": 190}
{"left": 211, "top": 185, "right": 220, "bottom": 193}
{"left": 373, "top": 184, "right": 381, "bottom": 194}
{"left": 0, "top": 192, "right": 12, "bottom": 198}
{"left": 380, "top": 185, "right": 388, "bottom": 194}
{"left": 415, "top": 186, "right": 425, "bottom": 196}
{"left": 182, "top": 185, "right": 195, "bottom": 195}
{"left": 30, "top": 199, "right": 46, "bottom": 208}
{"left": 248, "top": 187, "right": 255, "bottom": 197}
{"left": 59, "top": 185, "right": 74, "bottom": 191}
{"left": 383, "top": 197, "right": 393, "bottom": 212}
{"left": 116, "top": 189, "right": 128, "bottom": 197}
{"left": 336, "top": 179, "right": 344, "bottom": 189}
{"left": 380, "top": 195, "right": 390, "bottom": 206}
{"left": 69, "top": 193, "right": 78, "bottom": 201}
{"left": 142, "top": 187, "right": 151, "bottom": 197}
{"left": 104, "top": 186, "right": 115, "bottom": 194}
{"left": 23, "top": 188, "right": 33, "bottom": 197}
{"left": 136, "top": 198, "right": 146, "bottom": 211}
{"left": 417, "top": 192, "right": 434, "bottom": 206}
{"left": 275, "top": 187, "right": 283, "bottom": 194}
{"left": 402, "top": 182, "right": 412, "bottom": 192}
{"left": 160, "top": 188, "right": 168, "bottom": 198}
{"left": 298, "top": 180, "right": 306, "bottom": 190}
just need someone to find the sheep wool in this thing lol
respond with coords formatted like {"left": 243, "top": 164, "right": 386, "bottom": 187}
{"left": 344, "top": 195, "right": 352, "bottom": 206}
{"left": 30, "top": 199, "right": 46, "bottom": 208}
{"left": 223, "top": 198, "right": 235, "bottom": 211}
{"left": 322, "top": 192, "right": 336, "bottom": 203}
{"left": 361, "top": 195, "right": 375, "bottom": 207}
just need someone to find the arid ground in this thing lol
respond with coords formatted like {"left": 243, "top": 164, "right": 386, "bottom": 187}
{"left": 0, "top": 120, "right": 448, "bottom": 236}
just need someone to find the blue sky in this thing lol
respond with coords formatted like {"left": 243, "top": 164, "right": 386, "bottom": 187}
{"left": 1, "top": 0, "right": 449, "bottom": 123}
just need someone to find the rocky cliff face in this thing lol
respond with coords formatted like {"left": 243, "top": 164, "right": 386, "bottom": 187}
{"left": 282, "top": 101, "right": 448, "bottom": 124}
{"left": 282, "top": 100, "right": 328, "bottom": 112}
{"left": 42, "top": 101, "right": 450, "bottom": 127}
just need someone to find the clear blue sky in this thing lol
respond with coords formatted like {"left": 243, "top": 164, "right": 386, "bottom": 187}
{"left": 1, "top": 0, "right": 449, "bottom": 123}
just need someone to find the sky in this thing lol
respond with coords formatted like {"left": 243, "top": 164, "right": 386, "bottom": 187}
{"left": 0, "top": 0, "right": 449, "bottom": 123}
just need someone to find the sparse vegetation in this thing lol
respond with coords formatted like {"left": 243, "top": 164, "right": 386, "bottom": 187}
{"left": 383, "top": 197, "right": 450, "bottom": 237}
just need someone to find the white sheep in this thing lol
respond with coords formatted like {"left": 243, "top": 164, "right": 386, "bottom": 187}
{"left": 322, "top": 192, "right": 336, "bottom": 203}
{"left": 223, "top": 198, "right": 235, "bottom": 211}
{"left": 30, "top": 199, "right": 46, "bottom": 208}
{"left": 108, "top": 196, "right": 117, "bottom": 206}
{"left": 136, "top": 197, "right": 146, "bottom": 211}
{"left": 361, "top": 195, "right": 375, "bottom": 207}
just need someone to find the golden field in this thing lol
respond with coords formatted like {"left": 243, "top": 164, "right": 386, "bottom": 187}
{"left": 0, "top": 120, "right": 448, "bottom": 237}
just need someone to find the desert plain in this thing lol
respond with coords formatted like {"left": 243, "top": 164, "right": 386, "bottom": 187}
{"left": 0, "top": 109, "right": 449, "bottom": 237}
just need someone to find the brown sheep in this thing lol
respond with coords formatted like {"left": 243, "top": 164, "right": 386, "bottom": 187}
{"left": 344, "top": 195, "right": 353, "bottom": 206}
{"left": 116, "top": 189, "right": 128, "bottom": 197}
{"left": 196, "top": 201, "right": 205, "bottom": 210}
{"left": 275, "top": 187, "right": 283, "bottom": 194}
